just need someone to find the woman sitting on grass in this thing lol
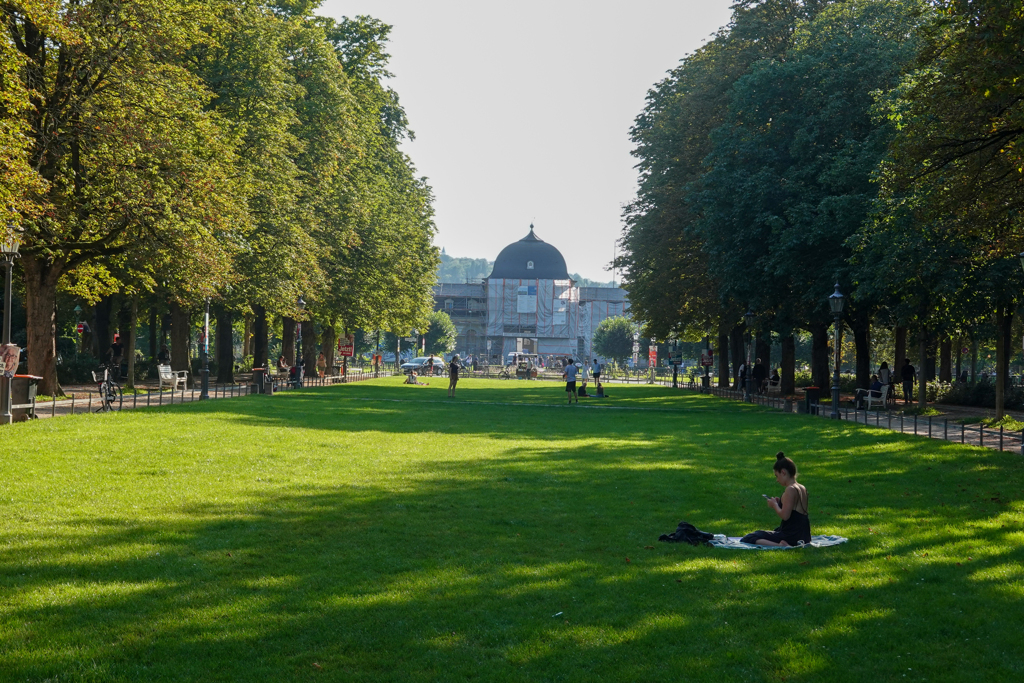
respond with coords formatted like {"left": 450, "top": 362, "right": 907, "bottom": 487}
{"left": 743, "top": 452, "right": 811, "bottom": 547}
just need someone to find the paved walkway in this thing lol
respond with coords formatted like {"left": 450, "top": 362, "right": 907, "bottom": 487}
{"left": 20, "top": 369, "right": 386, "bottom": 421}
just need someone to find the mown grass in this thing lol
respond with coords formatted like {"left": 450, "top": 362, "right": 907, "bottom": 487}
{"left": 1, "top": 378, "right": 1022, "bottom": 682}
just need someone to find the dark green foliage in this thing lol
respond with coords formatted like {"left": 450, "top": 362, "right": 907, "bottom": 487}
{"left": 593, "top": 315, "right": 635, "bottom": 362}
{"left": 423, "top": 310, "right": 457, "bottom": 355}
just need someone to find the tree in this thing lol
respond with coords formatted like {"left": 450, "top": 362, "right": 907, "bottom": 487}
{"left": 6, "top": 0, "right": 242, "bottom": 395}
{"left": 864, "top": 0, "right": 1024, "bottom": 417}
{"left": 423, "top": 311, "right": 456, "bottom": 356}
{"left": 593, "top": 316, "right": 635, "bottom": 363}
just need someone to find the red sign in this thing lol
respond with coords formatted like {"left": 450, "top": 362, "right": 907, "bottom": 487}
{"left": 338, "top": 334, "right": 355, "bottom": 357}
{"left": 76, "top": 322, "right": 85, "bottom": 333}
{"left": 648, "top": 345, "right": 658, "bottom": 367}
{"left": 701, "top": 352, "right": 714, "bottom": 367}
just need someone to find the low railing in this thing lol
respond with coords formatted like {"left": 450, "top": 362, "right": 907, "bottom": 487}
{"left": 704, "top": 385, "right": 1024, "bottom": 454}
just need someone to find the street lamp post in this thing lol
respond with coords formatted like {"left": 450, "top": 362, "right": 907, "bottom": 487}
{"left": 744, "top": 309, "right": 755, "bottom": 402}
{"left": 200, "top": 297, "right": 210, "bottom": 400}
{"left": 296, "top": 296, "right": 306, "bottom": 388}
{"left": 702, "top": 335, "right": 711, "bottom": 393}
{"left": 1, "top": 227, "right": 21, "bottom": 425}
{"left": 829, "top": 283, "right": 845, "bottom": 419}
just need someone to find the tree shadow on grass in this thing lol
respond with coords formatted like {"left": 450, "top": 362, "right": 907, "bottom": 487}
{"left": 2, "top": 431, "right": 1023, "bottom": 682}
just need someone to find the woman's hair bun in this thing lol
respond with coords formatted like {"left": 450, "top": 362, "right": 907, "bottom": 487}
{"left": 776, "top": 451, "right": 785, "bottom": 460}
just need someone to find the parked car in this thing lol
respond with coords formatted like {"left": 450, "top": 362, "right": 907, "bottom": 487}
{"left": 401, "top": 357, "right": 447, "bottom": 376}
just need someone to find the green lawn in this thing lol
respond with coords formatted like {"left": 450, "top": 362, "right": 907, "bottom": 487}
{"left": 1, "top": 378, "right": 1021, "bottom": 681}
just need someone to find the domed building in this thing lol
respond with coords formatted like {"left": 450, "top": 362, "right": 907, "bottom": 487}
{"left": 433, "top": 225, "right": 629, "bottom": 362}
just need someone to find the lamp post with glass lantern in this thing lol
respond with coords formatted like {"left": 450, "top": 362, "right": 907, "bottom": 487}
{"left": 200, "top": 297, "right": 211, "bottom": 400}
{"left": 296, "top": 295, "right": 306, "bottom": 388}
{"left": 2, "top": 227, "right": 21, "bottom": 425}
{"left": 829, "top": 283, "right": 845, "bottom": 419}
{"left": 744, "top": 309, "right": 755, "bottom": 402}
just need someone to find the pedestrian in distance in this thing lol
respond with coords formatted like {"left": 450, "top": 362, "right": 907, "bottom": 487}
{"left": 107, "top": 335, "right": 124, "bottom": 378}
{"left": 901, "top": 358, "right": 916, "bottom": 403}
{"left": 564, "top": 358, "right": 579, "bottom": 404}
{"left": 448, "top": 354, "right": 462, "bottom": 397}
{"left": 591, "top": 358, "right": 601, "bottom": 384}
{"left": 316, "top": 352, "right": 327, "bottom": 378}
{"left": 427, "top": 353, "right": 435, "bottom": 376}
{"left": 752, "top": 358, "right": 767, "bottom": 394}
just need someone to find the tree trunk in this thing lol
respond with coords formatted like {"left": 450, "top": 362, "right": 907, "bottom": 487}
{"left": 243, "top": 312, "right": 252, "bottom": 358}
{"left": 253, "top": 304, "right": 268, "bottom": 370}
{"left": 894, "top": 326, "right": 907, "bottom": 373}
{"left": 20, "top": 254, "right": 64, "bottom": 397}
{"left": 970, "top": 337, "right": 978, "bottom": 384}
{"left": 955, "top": 337, "right": 962, "bottom": 381}
{"left": 730, "top": 325, "right": 744, "bottom": 389}
{"left": 996, "top": 307, "right": 1012, "bottom": 420}
{"left": 126, "top": 295, "right": 139, "bottom": 390}
{"left": 148, "top": 301, "right": 158, "bottom": 362}
{"left": 322, "top": 322, "right": 337, "bottom": 375}
{"left": 810, "top": 323, "right": 829, "bottom": 390}
{"left": 853, "top": 317, "right": 870, "bottom": 389}
{"left": 918, "top": 328, "right": 928, "bottom": 410}
{"left": 755, "top": 331, "right": 770, "bottom": 371}
{"left": 92, "top": 295, "right": 113, "bottom": 359}
{"left": 301, "top": 318, "right": 317, "bottom": 373}
{"left": 939, "top": 338, "right": 952, "bottom": 383}
{"left": 781, "top": 334, "right": 796, "bottom": 395}
{"left": 282, "top": 316, "right": 295, "bottom": 365}
{"left": 170, "top": 301, "right": 192, "bottom": 386}
{"left": 716, "top": 327, "right": 729, "bottom": 388}
{"left": 216, "top": 305, "right": 234, "bottom": 384}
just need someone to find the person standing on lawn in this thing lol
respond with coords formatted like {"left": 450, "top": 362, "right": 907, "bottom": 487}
{"left": 448, "top": 354, "right": 462, "bottom": 397}
{"left": 564, "top": 358, "right": 579, "bottom": 404}
{"left": 901, "top": 358, "right": 916, "bottom": 403}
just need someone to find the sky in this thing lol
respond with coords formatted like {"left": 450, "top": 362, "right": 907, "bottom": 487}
{"left": 317, "top": 1, "right": 735, "bottom": 282}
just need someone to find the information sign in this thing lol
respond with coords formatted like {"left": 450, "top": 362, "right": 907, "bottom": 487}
{"left": 648, "top": 345, "right": 658, "bottom": 367}
{"left": 700, "top": 351, "right": 714, "bottom": 367}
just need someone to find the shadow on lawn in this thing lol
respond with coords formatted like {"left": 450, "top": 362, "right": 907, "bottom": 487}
{"left": 2, "top": 431, "right": 1023, "bottom": 680}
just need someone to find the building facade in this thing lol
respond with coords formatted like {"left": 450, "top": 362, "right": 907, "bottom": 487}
{"left": 433, "top": 226, "right": 629, "bottom": 363}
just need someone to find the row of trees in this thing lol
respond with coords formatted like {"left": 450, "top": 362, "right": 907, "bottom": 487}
{"left": 618, "top": 0, "right": 1024, "bottom": 416}
{"left": 1, "top": 0, "right": 438, "bottom": 395}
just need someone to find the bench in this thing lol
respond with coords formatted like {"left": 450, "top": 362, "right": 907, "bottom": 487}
{"left": 158, "top": 364, "right": 189, "bottom": 391}
{"left": 766, "top": 378, "right": 782, "bottom": 396}
{"left": 864, "top": 384, "right": 888, "bottom": 410}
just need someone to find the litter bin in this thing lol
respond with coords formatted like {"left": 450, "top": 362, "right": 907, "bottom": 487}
{"left": 804, "top": 386, "right": 820, "bottom": 416}
{"left": 11, "top": 374, "right": 42, "bottom": 421}
{"left": 252, "top": 368, "right": 274, "bottom": 396}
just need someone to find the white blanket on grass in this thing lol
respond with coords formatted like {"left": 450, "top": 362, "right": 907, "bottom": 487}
{"left": 708, "top": 534, "right": 848, "bottom": 550}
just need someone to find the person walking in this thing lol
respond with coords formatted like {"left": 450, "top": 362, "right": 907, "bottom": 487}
{"left": 901, "top": 358, "right": 916, "bottom": 403}
{"left": 564, "top": 358, "right": 579, "bottom": 404}
{"left": 316, "top": 352, "right": 327, "bottom": 379}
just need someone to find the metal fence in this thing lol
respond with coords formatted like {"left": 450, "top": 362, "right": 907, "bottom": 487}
{"left": 706, "top": 385, "right": 1024, "bottom": 455}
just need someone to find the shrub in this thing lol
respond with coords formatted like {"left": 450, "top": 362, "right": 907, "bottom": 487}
{"left": 939, "top": 380, "right": 1024, "bottom": 410}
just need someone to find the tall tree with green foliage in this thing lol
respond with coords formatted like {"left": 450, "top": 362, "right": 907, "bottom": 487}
{"left": 5, "top": 0, "right": 242, "bottom": 395}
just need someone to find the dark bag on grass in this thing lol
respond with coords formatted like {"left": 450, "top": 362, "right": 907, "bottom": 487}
{"left": 659, "top": 521, "right": 715, "bottom": 546}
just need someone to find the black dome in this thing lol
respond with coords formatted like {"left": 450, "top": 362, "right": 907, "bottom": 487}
{"left": 488, "top": 226, "right": 570, "bottom": 280}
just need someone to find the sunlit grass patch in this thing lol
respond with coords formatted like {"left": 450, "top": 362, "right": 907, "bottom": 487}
{"left": 0, "top": 379, "right": 1022, "bottom": 681}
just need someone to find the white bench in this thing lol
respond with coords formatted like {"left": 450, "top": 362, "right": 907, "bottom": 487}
{"left": 158, "top": 364, "right": 189, "bottom": 391}
{"left": 864, "top": 384, "right": 888, "bottom": 410}
{"left": 766, "top": 378, "right": 782, "bottom": 396}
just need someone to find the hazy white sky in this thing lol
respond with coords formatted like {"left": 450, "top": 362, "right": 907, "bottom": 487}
{"left": 317, "top": 1, "right": 734, "bottom": 281}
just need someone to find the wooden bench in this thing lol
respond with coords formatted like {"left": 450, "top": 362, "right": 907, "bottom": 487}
{"left": 158, "top": 364, "right": 189, "bottom": 391}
